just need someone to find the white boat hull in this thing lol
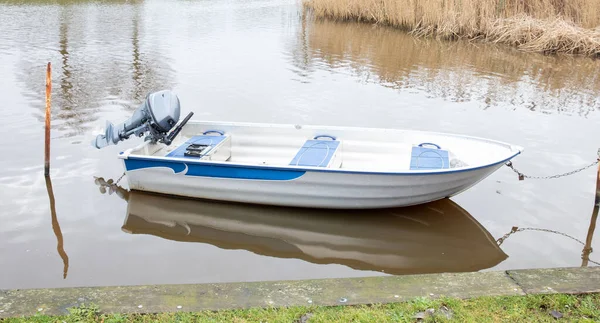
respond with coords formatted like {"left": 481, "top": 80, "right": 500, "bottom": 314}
{"left": 124, "top": 161, "right": 505, "bottom": 208}
{"left": 118, "top": 121, "right": 522, "bottom": 209}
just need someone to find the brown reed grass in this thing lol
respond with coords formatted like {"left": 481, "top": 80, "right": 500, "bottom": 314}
{"left": 303, "top": 0, "right": 600, "bottom": 56}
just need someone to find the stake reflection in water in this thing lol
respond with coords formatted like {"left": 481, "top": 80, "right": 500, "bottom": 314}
{"left": 95, "top": 177, "right": 507, "bottom": 275}
{"left": 44, "top": 176, "right": 69, "bottom": 279}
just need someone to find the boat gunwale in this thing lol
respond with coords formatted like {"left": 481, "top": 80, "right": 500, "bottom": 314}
{"left": 120, "top": 148, "right": 522, "bottom": 177}
{"left": 118, "top": 120, "right": 523, "bottom": 176}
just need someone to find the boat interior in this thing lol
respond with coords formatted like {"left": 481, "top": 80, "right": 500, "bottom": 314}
{"left": 125, "top": 122, "right": 519, "bottom": 172}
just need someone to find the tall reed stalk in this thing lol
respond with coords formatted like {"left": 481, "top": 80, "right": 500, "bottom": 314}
{"left": 303, "top": 0, "right": 600, "bottom": 56}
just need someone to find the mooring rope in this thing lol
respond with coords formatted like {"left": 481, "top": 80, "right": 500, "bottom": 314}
{"left": 114, "top": 172, "right": 126, "bottom": 185}
{"left": 505, "top": 158, "right": 600, "bottom": 181}
{"left": 499, "top": 150, "right": 600, "bottom": 266}
{"left": 496, "top": 226, "right": 600, "bottom": 266}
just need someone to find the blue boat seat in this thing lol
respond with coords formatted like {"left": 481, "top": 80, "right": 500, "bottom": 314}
{"left": 410, "top": 143, "right": 449, "bottom": 170}
{"left": 290, "top": 135, "right": 342, "bottom": 168}
{"left": 166, "top": 130, "right": 231, "bottom": 161}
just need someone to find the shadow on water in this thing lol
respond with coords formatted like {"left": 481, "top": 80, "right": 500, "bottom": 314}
{"left": 44, "top": 176, "right": 69, "bottom": 279}
{"left": 94, "top": 177, "right": 508, "bottom": 276}
{"left": 290, "top": 10, "right": 600, "bottom": 117}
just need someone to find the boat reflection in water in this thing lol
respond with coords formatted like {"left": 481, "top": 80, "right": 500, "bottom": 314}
{"left": 103, "top": 178, "right": 508, "bottom": 276}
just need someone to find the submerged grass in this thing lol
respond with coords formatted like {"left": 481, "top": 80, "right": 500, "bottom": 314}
{"left": 303, "top": 0, "right": 600, "bottom": 56}
{"left": 3, "top": 293, "right": 600, "bottom": 322}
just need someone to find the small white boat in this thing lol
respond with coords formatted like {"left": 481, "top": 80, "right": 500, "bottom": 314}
{"left": 94, "top": 90, "right": 523, "bottom": 209}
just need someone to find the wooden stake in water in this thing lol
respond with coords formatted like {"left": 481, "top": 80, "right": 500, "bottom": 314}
{"left": 581, "top": 150, "right": 600, "bottom": 267}
{"left": 44, "top": 62, "right": 52, "bottom": 176}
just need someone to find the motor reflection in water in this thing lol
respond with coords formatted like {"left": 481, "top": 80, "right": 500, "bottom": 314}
{"left": 96, "top": 177, "right": 507, "bottom": 276}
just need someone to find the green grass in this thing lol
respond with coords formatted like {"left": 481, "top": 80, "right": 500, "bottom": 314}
{"left": 3, "top": 293, "right": 600, "bottom": 323}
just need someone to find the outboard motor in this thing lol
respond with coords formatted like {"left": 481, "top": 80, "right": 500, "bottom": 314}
{"left": 92, "top": 90, "right": 193, "bottom": 149}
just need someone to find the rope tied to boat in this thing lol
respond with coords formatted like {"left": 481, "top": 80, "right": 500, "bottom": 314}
{"left": 496, "top": 226, "right": 600, "bottom": 266}
{"left": 497, "top": 227, "right": 586, "bottom": 246}
{"left": 115, "top": 172, "right": 126, "bottom": 185}
{"left": 505, "top": 152, "right": 600, "bottom": 181}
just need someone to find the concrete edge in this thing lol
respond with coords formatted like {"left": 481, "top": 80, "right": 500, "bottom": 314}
{"left": 0, "top": 267, "right": 598, "bottom": 318}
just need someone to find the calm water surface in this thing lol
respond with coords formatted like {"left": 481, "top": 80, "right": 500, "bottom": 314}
{"left": 1, "top": 0, "right": 599, "bottom": 290}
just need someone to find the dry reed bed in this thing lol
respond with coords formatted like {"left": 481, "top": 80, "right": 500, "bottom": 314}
{"left": 303, "top": 0, "right": 600, "bottom": 56}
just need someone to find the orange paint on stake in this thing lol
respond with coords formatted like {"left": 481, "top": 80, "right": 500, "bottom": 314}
{"left": 44, "top": 62, "right": 51, "bottom": 176}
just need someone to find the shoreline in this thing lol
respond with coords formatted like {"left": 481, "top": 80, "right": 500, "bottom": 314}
{"left": 1, "top": 267, "right": 599, "bottom": 319}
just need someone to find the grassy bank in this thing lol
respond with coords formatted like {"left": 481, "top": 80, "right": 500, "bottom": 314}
{"left": 4, "top": 293, "right": 600, "bottom": 322}
{"left": 303, "top": 0, "right": 600, "bottom": 56}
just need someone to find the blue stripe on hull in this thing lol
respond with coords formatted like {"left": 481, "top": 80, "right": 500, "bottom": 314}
{"left": 124, "top": 158, "right": 305, "bottom": 181}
